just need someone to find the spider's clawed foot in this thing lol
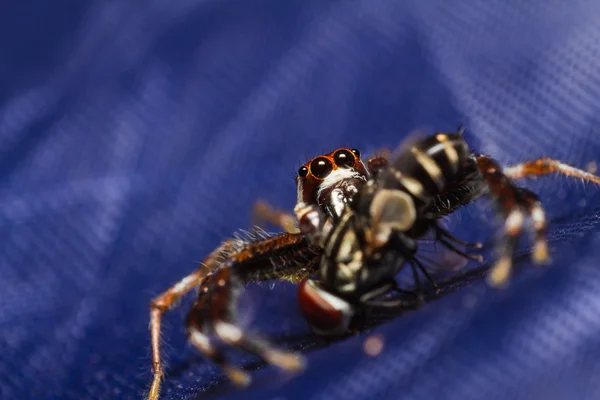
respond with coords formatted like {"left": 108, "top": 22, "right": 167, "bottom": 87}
{"left": 487, "top": 190, "right": 551, "bottom": 288}
{"left": 483, "top": 155, "right": 600, "bottom": 287}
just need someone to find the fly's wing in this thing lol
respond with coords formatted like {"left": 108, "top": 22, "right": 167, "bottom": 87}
{"left": 366, "top": 130, "right": 484, "bottom": 278}
{"left": 393, "top": 222, "right": 476, "bottom": 290}
{"left": 415, "top": 224, "right": 471, "bottom": 272}
{"left": 366, "top": 130, "right": 455, "bottom": 247}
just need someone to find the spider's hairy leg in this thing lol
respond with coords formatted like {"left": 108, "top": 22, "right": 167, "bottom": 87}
{"left": 503, "top": 157, "right": 600, "bottom": 185}
{"left": 252, "top": 199, "right": 300, "bottom": 233}
{"left": 366, "top": 151, "right": 390, "bottom": 178}
{"left": 473, "top": 155, "right": 572, "bottom": 287}
{"left": 518, "top": 188, "right": 551, "bottom": 265}
{"left": 185, "top": 233, "right": 318, "bottom": 388}
{"left": 277, "top": 254, "right": 320, "bottom": 283}
{"left": 186, "top": 268, "right": 304, "bottom": 383}
{"left": 185, "top": 269, "right": 253, "bottom": 387}
{"left": 503, "top": 156, "right": 600, "bottom": 263}
{"left": 147, "top": 242, "right": 233, "bottom": 400}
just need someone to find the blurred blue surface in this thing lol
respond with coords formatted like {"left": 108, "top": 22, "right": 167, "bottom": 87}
{"left": 1, "top": 1, "right": 600, "bottom": 400}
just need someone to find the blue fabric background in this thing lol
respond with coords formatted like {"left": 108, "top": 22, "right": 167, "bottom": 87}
{"left": 1, "top": 1, "right": 600, "bottom": 399}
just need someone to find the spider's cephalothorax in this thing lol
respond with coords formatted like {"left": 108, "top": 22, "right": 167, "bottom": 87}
{"left": 146, "top": 127, "right": 600, "bottom": 400}
{"left": 296, "top": 147, "right": 368, "bottom": 207}
{"left": 293, "top": 147, "right": 387, "bottom": 245}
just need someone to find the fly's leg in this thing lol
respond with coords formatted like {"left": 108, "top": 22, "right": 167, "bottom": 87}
{"left": 503, "top": 157, "right": 600, "bottom": 184}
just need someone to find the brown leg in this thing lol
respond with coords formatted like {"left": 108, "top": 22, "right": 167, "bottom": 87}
{"left": 185, "top": 235, "right": 317, "bottom": 387}
{"left": 185, "top": 274, "right": 253, "bottom": 387}
{"left": 472, "top": 156, "right": 542, "bottom": 286}
{"left": 518, "top": 188, "right": 550, "bottom": 263}
{"left": 503, "top": 157, "right": 600, "bottom": 266}
{"left": 503, "top": 157, "right": 600, "bottom": 184}
{"left": 147, "top": 242, "right": 234, "bottom": 400}
{"left": 276, "top": 254, "right": 320, "bottom": 283}
{"left": 252, "top": 199, "right": 299, "bottom": 233}
{"left": 475, "top": 154, "right": 600, "bottom": 286}
{"left": 366, "top": 151, "right": 390, "bottom": 177}
{"left": 149, "top": 232, "right": 317, "bottom": 397}
{"left": 148, "top": 271, "right": 205, "bottom": 400}
{"left": 187, "top": 269, "right": 304, "bottom": 379}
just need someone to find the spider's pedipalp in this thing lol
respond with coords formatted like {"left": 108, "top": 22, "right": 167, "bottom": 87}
{"left": 252, "top": 199, "right": 300, "bottom": 234}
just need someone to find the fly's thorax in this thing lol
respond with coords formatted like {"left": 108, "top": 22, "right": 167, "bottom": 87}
{"left": 382, "top": 132, "right": 472, "bottom": 203}
{"left": 319, "top": 210, "right": 409, "bottom": 298}
{"left": 320, "top": 212, "right": 364, "bottom": 294}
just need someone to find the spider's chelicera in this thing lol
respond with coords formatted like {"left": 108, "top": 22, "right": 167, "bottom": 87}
{"left": 147, "top": 126, "right": 600, "bottom": 399}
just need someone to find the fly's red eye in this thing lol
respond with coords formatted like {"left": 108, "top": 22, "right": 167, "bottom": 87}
{"left": 298, "top": 279, "right": 353, "bottom": 336}
{"left": 333, "top": 149, "right": 355, "bottom": 168}
{"left": 310, "top": 157, "right": 333, "bottom": 179}
{"left": 298, "top": 166, "right": 309, "bottom": 178}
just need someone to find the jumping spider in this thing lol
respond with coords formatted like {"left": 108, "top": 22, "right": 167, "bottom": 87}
{"left": 147, "top": 127, "right": 600, "bottom": 399}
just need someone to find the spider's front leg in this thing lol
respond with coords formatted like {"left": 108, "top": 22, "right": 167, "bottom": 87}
{"left": 366, "top": 150, "right": 390, "bottom": 178}
{"left": 183, "top": 233, "right": 319, "bottom": 390}
{"left": 148, "top": 242, "right": 234, "bottom": 400}
{"left": 185, "top": 267, "right": 304, "bottom": 386}
{"left": 474, "top": 154, "right": 600, "bottom": 286}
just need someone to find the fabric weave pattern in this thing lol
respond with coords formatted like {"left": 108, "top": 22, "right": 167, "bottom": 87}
{"left": 1, "top": 1, "right": 599, "bottom": 399}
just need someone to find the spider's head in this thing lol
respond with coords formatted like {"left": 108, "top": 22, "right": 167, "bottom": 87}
{"left": 295, "top": 148, "right": 369, "bottom": 215}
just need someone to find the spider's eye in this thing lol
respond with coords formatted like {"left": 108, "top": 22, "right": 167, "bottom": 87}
{"left": 350, "top": 148, "right": 361, "bottom": 158}
{"left": 333, "top": 149, "right": 355, "bottom": 168}
{"left": 298, "top": 166, "right": 309, "bottom": 178}
{"left": 310, "top": 157, "right": 333, "bottom": 179}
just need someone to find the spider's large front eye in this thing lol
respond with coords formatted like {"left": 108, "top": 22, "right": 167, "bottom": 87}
{"left": 333, "top": 149, "right": 355, "bottom": 168}
{"left": 310, "top": 157, "right": 333, "bottom": 179}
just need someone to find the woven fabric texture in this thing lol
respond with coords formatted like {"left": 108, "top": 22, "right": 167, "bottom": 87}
{"left": 1, "top": 1, "right": 600, "bottom": 400}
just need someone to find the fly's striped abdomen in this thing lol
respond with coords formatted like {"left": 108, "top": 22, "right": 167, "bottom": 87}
{"left": 380, "top": 132, "right": 471, "bottom": 209}
{"left": 319, "top": 212, "right": 364, "bottom": 293}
